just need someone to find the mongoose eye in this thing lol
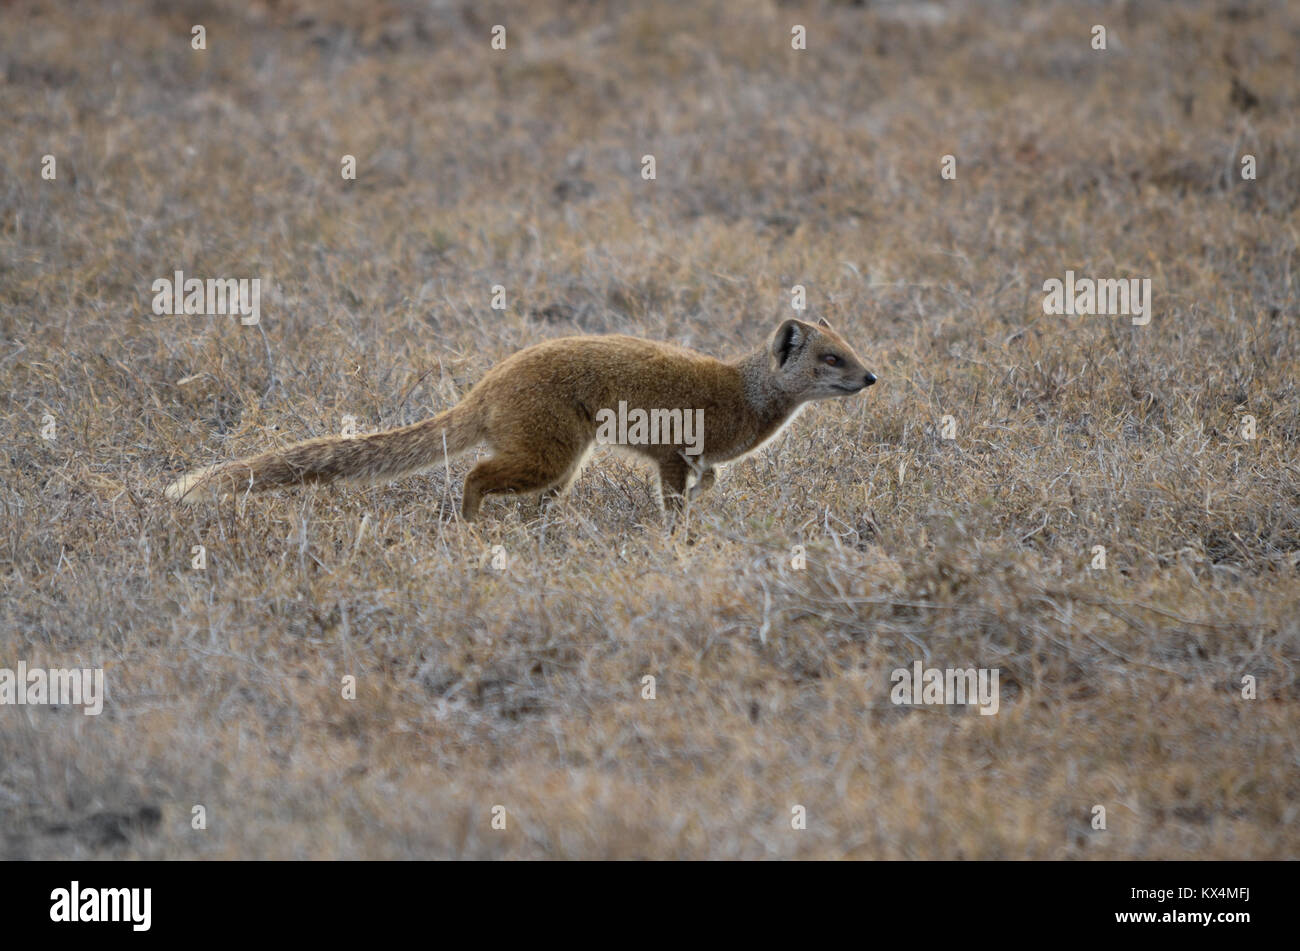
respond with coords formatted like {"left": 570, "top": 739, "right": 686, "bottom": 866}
{"left": 823, "top": 354, "right": 841, "bottom": 367}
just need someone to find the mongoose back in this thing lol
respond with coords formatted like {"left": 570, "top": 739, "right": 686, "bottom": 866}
{"left": 165, "top": 317, "right": 876, "bottom": 519}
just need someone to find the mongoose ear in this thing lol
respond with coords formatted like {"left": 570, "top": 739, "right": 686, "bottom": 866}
{"left": 817, "top": 317, "right": 833, "bottom": 330}
{"left": 771, "top": 319, "right": 807, "bottom": 367}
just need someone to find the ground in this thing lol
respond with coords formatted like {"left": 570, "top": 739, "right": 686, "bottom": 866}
{"left": 1, "top": 0, "right": 1297, "bottom": 858}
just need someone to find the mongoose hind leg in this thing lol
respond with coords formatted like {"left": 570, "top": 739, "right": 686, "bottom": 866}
{"left": 536, "top": 447, "right": 590, "bottom": 514}
{"left": 461, "top": 445, "right": 585, "bottom": 521}
{"left": 534, "top": 485, "right": 564, "bottom": 518}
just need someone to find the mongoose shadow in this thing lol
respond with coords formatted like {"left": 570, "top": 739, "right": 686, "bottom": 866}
{"left": 166, "top": 317, "right": 876, "bottom": 525}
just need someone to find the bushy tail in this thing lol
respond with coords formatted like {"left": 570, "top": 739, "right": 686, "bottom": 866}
{"left": 165, "top": 402, "right": 482, "bottom": 503}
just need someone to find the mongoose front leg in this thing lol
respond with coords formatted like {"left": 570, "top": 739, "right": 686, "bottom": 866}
{"left": 657, "top": 457, "right": 691, "bottom": 523}
{"left": 691, "top": 466, "right": 716, "bottom": 498}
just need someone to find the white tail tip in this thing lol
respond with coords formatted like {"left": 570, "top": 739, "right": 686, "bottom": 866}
{"left": 164, "top": 466, "right": 217, "bottom": 503}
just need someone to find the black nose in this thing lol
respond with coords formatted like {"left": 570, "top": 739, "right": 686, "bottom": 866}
{"left": 864, "top": 372, "right": 877, "bottom": 386}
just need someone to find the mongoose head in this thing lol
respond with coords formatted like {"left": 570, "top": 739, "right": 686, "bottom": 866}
{"left": 769, "top": 317, "right": 877, "bottom": 401}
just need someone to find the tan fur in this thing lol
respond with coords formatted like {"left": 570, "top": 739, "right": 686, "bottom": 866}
{"left": 165, "top": 318, "right": 876, "bottom": 520}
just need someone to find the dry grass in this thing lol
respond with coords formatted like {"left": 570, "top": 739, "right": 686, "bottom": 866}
{"left": 1, "top": 0, "right": 1298, "bottom": 859}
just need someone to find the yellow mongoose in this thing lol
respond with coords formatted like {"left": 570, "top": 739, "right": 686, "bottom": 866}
{"left": 165, "top": 317, "right": 876, "bottom": 519}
